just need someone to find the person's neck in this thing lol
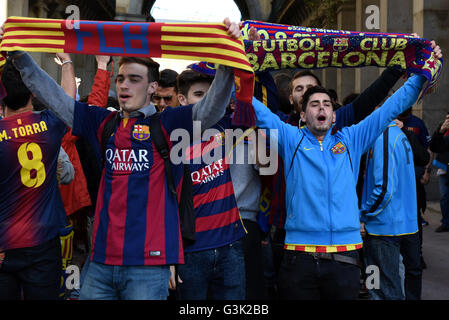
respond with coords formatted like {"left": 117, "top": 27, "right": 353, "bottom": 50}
{"left": 4, "top": 104, "right": 33, "bottom": 118}
{"left": 122, "top": 106, "right": 143, "bottom": 118}
{"left": 121, "top": 100, "right": 153, "bottom": 118}
{"left": 308, "top": 126, "right": 327, "bottom": 142}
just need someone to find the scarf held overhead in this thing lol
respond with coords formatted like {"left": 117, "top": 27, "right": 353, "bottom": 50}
{"left": 0, "top": 17, "right": 443, "bottom": 127}
{"left": 189, "top": 20, "right": 442, "bottom": 127}
{"left": 241, "top": 20, "right": 442, "bottom": 94}
{"left": 0, "top": 16, "right": 255, "bottom": 125}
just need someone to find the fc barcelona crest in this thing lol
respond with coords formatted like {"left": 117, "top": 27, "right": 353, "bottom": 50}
{"left": 333, "top": 38, "right": 349, "bottom": 52}
{"left": 331, "top": 141, "right": 346, "bottom": 154}
{"left": 132, "top": 125, "right": 150, "bottom": 141}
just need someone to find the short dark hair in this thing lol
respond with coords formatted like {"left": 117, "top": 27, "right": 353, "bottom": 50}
{"left": 177, "top": 69, "right": 214, "bottom": 96}
{"left": 159, "top": 69, "right": 178, "bottom": 89}
{"left": 289, "top": 70, "right": 322, "bottom": 93}
{"left": 301, "top": 86, "right": 334, "bottom": 112}
{"left": 117, "top": 56, "right": 160, "bottom": 83}
{"left": 1, "top": 59, "right": 32, "bottom": 110}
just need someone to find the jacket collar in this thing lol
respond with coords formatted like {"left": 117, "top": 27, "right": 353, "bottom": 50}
{"left": 302, "top": 124, "right": 335, "bottom": 146}
{"left": 119, "top": 103, "right": 157, "bottom": 118}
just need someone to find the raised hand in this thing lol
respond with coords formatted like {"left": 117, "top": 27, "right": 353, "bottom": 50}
{"left": 223, "top": 17, "right": 243, "bottom": 40}
{"left": 411, "top": 33, "right": 442, "bottom": 60}
{"left": 54, "top": 52, "right": 72, "bottom": 66}
{"left": 95, "top": 55, "right": 110, "bottom": 70}
{"left": 248, "top": 26, "right": 261, "bottom": 41}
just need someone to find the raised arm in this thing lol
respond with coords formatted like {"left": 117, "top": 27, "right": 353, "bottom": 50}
{"left": 351, "top": 68, "right": 404, "bottom": 123}
{"left": 252, "top": 95, "right": 296, "bottom": 162}
{"left": 253, "top": 96, "right": 288, "bottom": 131}
{"left": 192, "top": 64, "right": 234, "bottom": 129}
{"left": 191, "top": 18, "right": 242, "bottom": 129}
{"left": 10, "top": 51, "right": 76, "bottom": 127}
{"left": 88, "top": 55, "right": 111, "bottom": 107}
{"left": 346, "top": 74, "right": 427, "bottom": 155}
{"left": 334, "top": 68, "right": 403, "bottom": 130}
{"left": 339, "top": 36, "right": 441, "bottom": 128}
{"left": 55, "top": 52, "right": 77, "bottom": 99}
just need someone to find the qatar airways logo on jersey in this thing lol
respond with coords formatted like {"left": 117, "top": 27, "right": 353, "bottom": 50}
{"left": 191, "top": 158, "right": 228, "bottom": 185}
{"left": 105, "top": 148, "right": 150, "bottom": 173}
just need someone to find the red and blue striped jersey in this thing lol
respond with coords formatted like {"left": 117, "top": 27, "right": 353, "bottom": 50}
{"left": 184, "top": 116, "right": 245, "bottom": 253}
{"left": 0, "top": 110, "right": 67, "bottom": 251}
{"left": 72, "top": 102, "right": 193, "bottom": 266}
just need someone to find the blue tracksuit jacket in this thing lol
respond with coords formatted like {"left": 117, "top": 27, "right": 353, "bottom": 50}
{"left": 252, "top": 75, "right": 426, "bottom": 247}
{"left": 360, "top": 123, "right": 418, "bottom": 236}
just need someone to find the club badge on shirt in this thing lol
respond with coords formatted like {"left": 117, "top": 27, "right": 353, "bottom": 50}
{"left": 331, "top": 141, "right": 346, "bottom": 154}
{"left": 132, "top": 125, "right": 150, "bottom": 141}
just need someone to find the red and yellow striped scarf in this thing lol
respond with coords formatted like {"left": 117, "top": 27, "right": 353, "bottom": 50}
{"left": 0, "top": 16, "right": 255, "bottom": 124}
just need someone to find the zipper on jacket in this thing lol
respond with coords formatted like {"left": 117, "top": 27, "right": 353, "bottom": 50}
{"left": 320, "top": 139, "right": 333, "bottom": 244}
{"left": 327, "top": 155, "right": 333, "bottom": 245}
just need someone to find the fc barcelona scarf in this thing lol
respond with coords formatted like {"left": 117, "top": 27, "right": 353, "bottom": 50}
{"left": 0, "top": 17, "right": 443, "bottom": 128}
{"left": 192, "top": 20, "right": 442, "bottom": 127}
{"left": 0, "top": 16, "right": 255, "bottom": 125}
{"left": 241, "top": 20, "right": 442, "bottom": 96}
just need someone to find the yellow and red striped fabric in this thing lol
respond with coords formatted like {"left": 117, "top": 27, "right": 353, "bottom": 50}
{"left": 0, "top": 17, "right": 66, "bottom": 53}
{"left": 284, "top": 243, "right": 363, "bottom": 253}
{"left": 0, "top": 16, "right": 254, "bottom": 119}
{"left": 0, "top": 16, "right": 253, "bottom": 70}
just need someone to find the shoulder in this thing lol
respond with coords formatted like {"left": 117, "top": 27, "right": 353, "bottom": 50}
{"left": 388, "top": 125, "right": 406, "bottom": 140}
{"left": 35, "top": 110, "right": 66, "bottom": 128}
{"left": 160, "top": 105, "right": 192, "bottom": 121}
{"left": 408, "top": 115, "right": 426, "bottom": 126}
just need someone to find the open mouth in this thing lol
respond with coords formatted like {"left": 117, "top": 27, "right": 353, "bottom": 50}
{"left": 119, "top": 94, "right": 131, "bottom": 102}
{"left": 317, "top": 115, "right": 326, "bottom": 123}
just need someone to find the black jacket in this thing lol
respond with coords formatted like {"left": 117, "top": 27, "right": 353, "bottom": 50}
{"left": 403, "top": 129, "right": 430, "bottom": 167}
{"left": 429, "top": 124, "right": 449, "bottom": 171}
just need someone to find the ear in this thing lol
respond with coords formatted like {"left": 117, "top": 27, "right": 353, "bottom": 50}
{"left": 300, "top": 110, "right": 306, "bottom": 123}
{"left": 147, "top": 81, "right": 158, "bottom": 96}
{"left": 332, "top": 111, "right": 336, "bottom": 124}
{"left": 289, "top": 93, "right": 293, "bottom": 105}
{"left": 177, "top": 93, "right": 188, "bottom": 106}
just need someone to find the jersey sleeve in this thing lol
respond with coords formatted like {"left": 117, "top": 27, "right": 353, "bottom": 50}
{"left": 88, "top": 69, "right": 111, "bottom": 108}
